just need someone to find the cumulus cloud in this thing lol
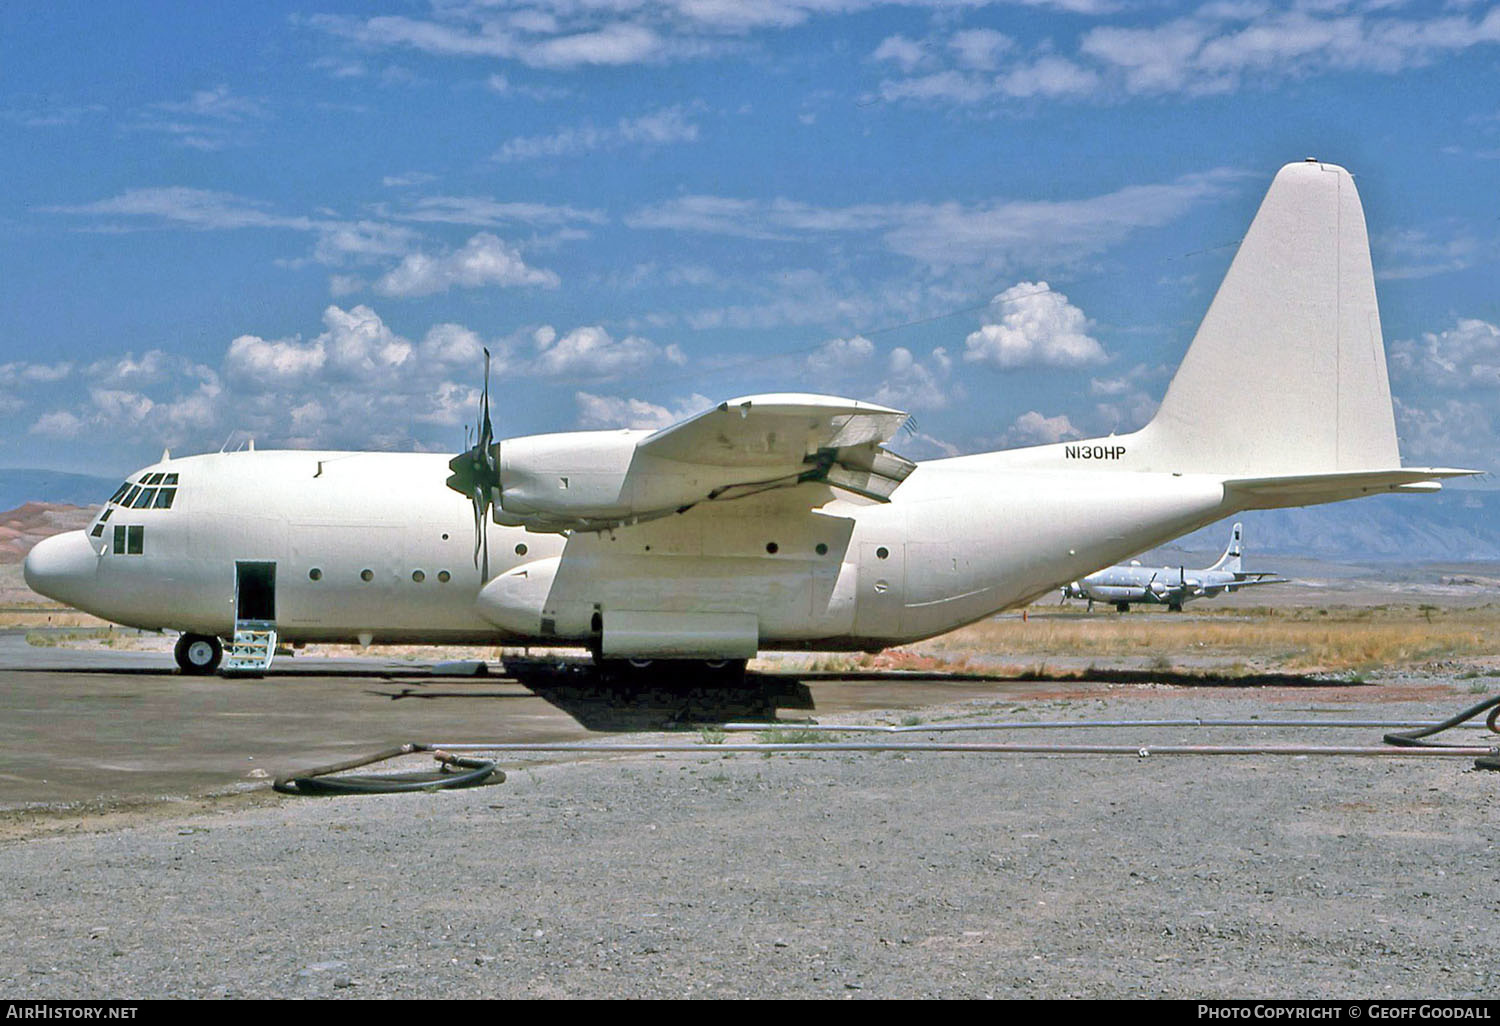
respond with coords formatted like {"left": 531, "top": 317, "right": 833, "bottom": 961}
{"left": 533, "top": 325, "right": 685, "bottom": 379}
{"left": 0, "top": 361, "right": 73, "bottom": 385}
{"left": 805, "top": 335, "right": 875, "bottom": 375}
{"left": 30, "top": 410, "right": 86, "bottom": 439}
{"left": 574, "top": 391, "right": 712, "bottom": 430}
{"left": 872, "top": 346, "right": 955, "bottom": 411}
{"left": 24, "top": 304, "right": 515, "bottom": 453}
{"left": 1390, "top": 318, "right": 1500, "bottom": 392}
{"left": 1004, "top": 410, "right": 1084, "bottom": 447}
{"left": 1394, "top": 396, "right": 1497, "bottom": 470}
{"left": 226, "top": 334, "right": 327, "bottom": 383}
{"left": 963, "top": 283, "right": 1108, "bottom": 371}
{"left": 872, "top": 34, "right": 928, "bottom": 72}
{"left": 226, "top": 304, "right": 420, "bottom": 388}
{"left": 374, "top": 232, "right": 560, "bottom": 297}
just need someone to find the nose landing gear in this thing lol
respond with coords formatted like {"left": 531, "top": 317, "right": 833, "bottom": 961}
{"left": 174, "top": 633, "right": 223, "bottom": 675}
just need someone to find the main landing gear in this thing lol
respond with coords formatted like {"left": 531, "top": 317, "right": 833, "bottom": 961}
{"left": 174, "top": 633, "right": 223, "bottom": 675}
{"left": 595, "top": 657, "right": 748, "bottom": 685}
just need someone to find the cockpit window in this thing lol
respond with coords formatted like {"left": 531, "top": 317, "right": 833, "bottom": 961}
{"left": 112, "top": 473, "right": 181, "bottom": 510}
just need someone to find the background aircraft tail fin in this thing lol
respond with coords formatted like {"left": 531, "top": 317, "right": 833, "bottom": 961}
{"left": 1138, "top": 160, "right": 1401, "bottom": 478}
{"left": 1209, "top": 522, "right": 1243, "bottom": 572}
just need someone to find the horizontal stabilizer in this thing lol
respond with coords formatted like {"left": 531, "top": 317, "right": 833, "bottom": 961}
{"left": 1224, "top": 467, "right": 1478, "bottom": 509}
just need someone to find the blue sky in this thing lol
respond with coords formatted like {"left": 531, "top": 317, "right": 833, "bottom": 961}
{"left": 1, "top": 0, "right": 1497, "bottom": 479}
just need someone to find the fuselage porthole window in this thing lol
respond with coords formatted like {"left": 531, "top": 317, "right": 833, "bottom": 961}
{"left": 133, "top": 488, "right": 157, "bottom": 509}
{"left": 308, "top": 568, "right": 322, "bottom": 581}
{"left": 360, "top": 569, "right": 373, "bottom": 582}
{"left": 412, "top": 570, "right": 425, "bottom": 583}
{"left": 153, "top": 488, "right": 175, "bottom": 509}
{"left": 437, "top": 570, "right": 451, "bottom": 583}
{"left": 876, "top": 546, "right": 889, "bottom": 560}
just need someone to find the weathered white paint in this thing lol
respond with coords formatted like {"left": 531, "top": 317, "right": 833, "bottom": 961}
{"left": 24, "top": 162, "right": 1472, "bottom": 659}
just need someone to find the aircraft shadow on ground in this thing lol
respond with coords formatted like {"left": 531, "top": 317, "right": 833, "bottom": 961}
{"left": 763, "top": 667, "right": 1367, "bottom": 689}
{"left": 376, "top": 656, "right": 814, "bottom": 732}
{"left": 368, "top": 658, "right": 1360, "bottom": 732}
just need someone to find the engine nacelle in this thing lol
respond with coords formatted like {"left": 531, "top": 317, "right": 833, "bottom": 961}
{"left": 497, "top": 430, "right": 677, "bottom": 529}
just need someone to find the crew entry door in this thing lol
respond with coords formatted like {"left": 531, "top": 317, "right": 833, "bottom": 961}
{"left": 235, "top": 561, "right": 277, "bottom": 623}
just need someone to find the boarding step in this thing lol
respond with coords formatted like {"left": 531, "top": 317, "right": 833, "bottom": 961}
{"left": 222, "top": 619, "right": 277, "bottom": 676}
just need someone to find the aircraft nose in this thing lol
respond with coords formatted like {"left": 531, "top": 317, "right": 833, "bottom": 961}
{"left": 23, "top": 530, "right": 100, "bottom": 606}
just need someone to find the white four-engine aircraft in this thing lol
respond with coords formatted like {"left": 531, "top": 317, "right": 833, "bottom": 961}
{"left": 1060, "top": 522, "right": 1286, "bottom": 612}
{"left": 25, "top": 160, "right": 1473, "bottom": 676}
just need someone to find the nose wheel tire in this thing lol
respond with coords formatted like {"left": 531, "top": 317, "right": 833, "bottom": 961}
{"left": 175, "top": 633, "right": 223, "bottom": 675}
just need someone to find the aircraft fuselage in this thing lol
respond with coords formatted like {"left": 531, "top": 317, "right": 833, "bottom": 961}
{"left": 27, "top": 445, "right": 1235, "bottom": 653}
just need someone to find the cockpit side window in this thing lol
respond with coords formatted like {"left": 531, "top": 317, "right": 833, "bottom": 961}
{"left": 109, "top": 483, "right": 131, "bottom": 504}
{"left": 122, "top": 486, "right": 142, "bottom": 507}
{"left": 132, "top": 488, "right": 158, "bottom": 509}
{"left": 152, "top": 488, "right": 175, "bottom": 509}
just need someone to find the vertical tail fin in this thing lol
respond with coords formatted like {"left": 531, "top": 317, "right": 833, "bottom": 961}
{"left": 1210, "top": 522, "right": 1243, "bottom": 572}
{"left": 1138, "top": 160, "right": 1400, "bottom": 477}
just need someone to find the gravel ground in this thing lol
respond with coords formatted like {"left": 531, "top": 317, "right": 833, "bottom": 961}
{"left": 0, "top": 683, "right": 1497, "bottom": 1000}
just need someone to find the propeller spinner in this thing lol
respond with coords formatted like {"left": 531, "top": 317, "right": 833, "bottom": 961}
{"left": 445, "top": 348, "right": 500, "bottom": 579}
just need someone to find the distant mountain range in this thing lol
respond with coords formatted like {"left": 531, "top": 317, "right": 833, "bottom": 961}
{"left": 3, "top": 466, "right": 1497, "bottom": 564}
{"left": 1149, "top": 489, "right": 1500, "bottom": 564}
{"left": 0, "top": 468, "right": 116, "bottom": 513}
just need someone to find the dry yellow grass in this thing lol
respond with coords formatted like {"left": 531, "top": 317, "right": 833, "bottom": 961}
{"left": 914, "top": 604, "right": 1500, "bottom": 673}
{"left": 13, "top": 595, "right": 1500, "bottom": 677}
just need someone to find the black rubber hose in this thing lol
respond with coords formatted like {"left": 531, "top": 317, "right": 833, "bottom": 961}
{"left": 1383, "top": 693, "right": 1500, "bottom": 751}
{"left": 274, "top": 746, "right": 503, "bottom": 796}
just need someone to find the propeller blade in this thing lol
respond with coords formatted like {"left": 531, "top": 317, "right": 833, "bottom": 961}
{"left": 472, "top": 490, "right": 484, "bottom": 567}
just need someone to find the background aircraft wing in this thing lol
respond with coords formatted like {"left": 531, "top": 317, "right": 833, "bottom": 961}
{"left": 1223, "top": 576, "right": 1289, "bottom": 590}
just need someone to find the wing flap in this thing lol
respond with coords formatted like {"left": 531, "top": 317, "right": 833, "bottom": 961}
{"left": 640, "top": 393, "right": 909, "bottom": 467}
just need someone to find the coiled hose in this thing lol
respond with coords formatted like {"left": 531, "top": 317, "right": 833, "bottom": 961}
{"left": 1383, "top": 693, "right": 1500, "bottom": 770}
{"left": 273, "top": 743, "right": 502, "bottom": 795}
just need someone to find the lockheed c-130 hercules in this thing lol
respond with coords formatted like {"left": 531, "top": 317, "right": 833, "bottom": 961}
{"left": 24, "top": 160, "right": 1473, "bottom": 677}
